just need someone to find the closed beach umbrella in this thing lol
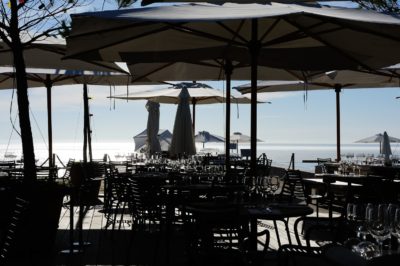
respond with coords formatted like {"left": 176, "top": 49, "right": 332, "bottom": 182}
{"left": 355, "top": 132, "right": 400, "bottom": 154}
{"left": 67, "top": 2, "right": 400, "bottom": 172}
{"left": 195, "top": 130, "right": 225, "bottom": 148}
{"left": 170, "top": 87, "right": 196, "bottom": 157}
{"left": 145, "top": 100, "right": 162, "bottom": 156}
{"left": 382, "top": 131, "right": 392, "bottom": 163}
{"left": 235, "top": 68, "right": 400, "bottom": 161}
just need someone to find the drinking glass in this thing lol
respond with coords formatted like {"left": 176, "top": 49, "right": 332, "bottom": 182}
{"left": 365, "top": 203, "right": 391, "bottom": 254}
{"left": 346, "top": 203, "right": 354, "bottom": 221}
{"left": 391, "top": 207, "right": 400, "bottom": 249}
{"left": 353, "top": 203, "right": 368, "bottom": 240}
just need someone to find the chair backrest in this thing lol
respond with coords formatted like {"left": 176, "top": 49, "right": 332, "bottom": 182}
{"left": 279, "top": 170, "right": 306, "bottom": 203}
{"left": 0, "top": 197, "right": 29, "bottom": 264}
{"left": 187, "top": 206, "right": 246, "bottom": 251}
{"left": 129, "top": 176, "right": 165, "bottom": 225}
{"left": 240, "top": 149, "right": 251, "bottom": 160}
{"left": 278, "top": 244, "right": 327, "bottom": 266}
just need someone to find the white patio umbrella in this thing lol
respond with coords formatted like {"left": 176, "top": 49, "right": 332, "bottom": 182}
{"left": 145, "top": 100, "right": 162, "bottom": 156}
{"left": 195, "top": 130, "right": 225, "bottom": 149}
{"left": 109, "top": 81, "right": 256, "bottom": 133}
{"left": 355, "top": 132, "right": 400, "bottom": 154}
{"left": 230, "top": 131, "right": 263, "bottom": 154}
{"left": 235, "top": 69, "right": 400, "bottom": 161}
{"left": 134, "top": 129, "right": 172, "bottom": 152}
{"left": 1, "top": 37, "right": 129, "bottom": 168}
{"left": 0, "top": 37, "right": 123, "bottom": 72}
{"left": 170, "top": 87, "right": 196, "bottom": 157}
{"left": 140, "top": 0, "right": 313, "bottom": 5}
{"left": 66, "top": 2, "right": 400, "bottom": 172}
{"left": 0, "top": 66, "right": 132, "bottom": 168}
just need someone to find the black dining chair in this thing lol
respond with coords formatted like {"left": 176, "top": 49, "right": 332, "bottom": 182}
{"left": 0, "top": 197, "right": 29, "bottom": 265}
{"left": 278, "top": 170, "right": 307, "bottom": 204}
{"left": 184, "top": 205, "right": 248, "bottom": 266}
{"left": 277, "top": 244, "right": 331, "bottom": 266}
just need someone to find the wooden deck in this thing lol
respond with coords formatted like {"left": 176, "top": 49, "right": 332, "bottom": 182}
{"left": 53, "top": 196, "right": 334, "bottom": 266}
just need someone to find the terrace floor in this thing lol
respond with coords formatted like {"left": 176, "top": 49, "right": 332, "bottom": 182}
{"left": 54, "top": 197, "right": 330, "bottom": 266}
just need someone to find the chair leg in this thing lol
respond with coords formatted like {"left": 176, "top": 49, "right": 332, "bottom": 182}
{"left": 118, "top": 201, "right": 127, "bottom": 230}
{"left": 112, "top": 201, "right": 120, "bottom": 231}
{"left": 273, "top": 220, "right": 281, "bottom": 247}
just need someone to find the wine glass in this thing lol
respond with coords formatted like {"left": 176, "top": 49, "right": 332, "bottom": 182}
{"left": 365, "top": 203, "right": 391, "bottom": 254}
{"left": 388, "top": 206, "right": 400, "bottom": 250}
{"left": 353, "top": 203, "right": 368, "bottom": 240}
{"left": 346, "top": 203, "right": 355, "bottom": 222}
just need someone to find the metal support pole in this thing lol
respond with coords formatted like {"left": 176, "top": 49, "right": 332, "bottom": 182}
{"left": 250, "top": 19, "right": 260, "bottom": 176}
{"left": 335, "top": 85, "right": 342, "bottom": 162}
{"left": 225, "top": 60, "right": 233, "bottom": 173}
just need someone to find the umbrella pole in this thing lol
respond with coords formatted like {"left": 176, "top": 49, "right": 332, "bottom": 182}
{"left": 83, "top": 84, "right": 89, "bottom": 163}
{"left": 250, "top": 19, "right": 260, "bottom": 176}
{"left": 45, "top": 75, "right": 54, "bottom": 179}
{"left": 335, "top": 85, "right": 341, "bottom": 162}
{"left": 225, "top": 61, "right": 233, "bottom": 173}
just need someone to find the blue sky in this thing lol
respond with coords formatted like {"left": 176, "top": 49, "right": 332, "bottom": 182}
{"left": 1, "top": 80, "right": 399, "bottom": 146}
{"left": 1, "top": 1, "right": 400, "bottom": 146}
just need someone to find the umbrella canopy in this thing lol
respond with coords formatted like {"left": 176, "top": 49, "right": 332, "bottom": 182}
{"left": 140, "top": 0, "right": 313, "bottom": 6}
{"left": 110, "top": 82, "right": 252, "bottom": 104}
{"left": 355, "top": 133, "right": 400, "bottom": 144}
{"left": 0, "top": 37, "right": 124, "bottom": 73}
{"left": 125, "top": 60, "right": 317, "bottom": 83}
{"left": 145, "top": 100, "right": 162, "bottom": 156}
{"left": 133, "top": 129, "right": 172, "bottom": 152}
{"left": 170, "top": 87, "right": 196, "bottom": 157}
{"left": 67, "top": 2, "right": 400, "bottom": 171}
{"left": 66, "top": 3, "right": 400, "bottom": 70}
{"left": 195, "top": 130, "right": 225, "bottom": 148}
{"left": 230, "top": 132, "right": 263, "bottom": 154}
{"left": 234, "top": 69, "right": 400, "bottom": 161}
{"left": 355, "top": 132, "right": 400, "bottom": 155}
{"left": 0, "top": 66, "right": 132, "bottom": 168}
{"left": 230, "top": 132, "right": 263, "bottom": 143}
{"left": 1, "top": 37, "right": 129, "bottom": 169}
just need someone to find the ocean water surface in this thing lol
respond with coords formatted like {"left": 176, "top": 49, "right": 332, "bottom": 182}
{"left": 2, "top": 141, "right": 399, "bottom": 173}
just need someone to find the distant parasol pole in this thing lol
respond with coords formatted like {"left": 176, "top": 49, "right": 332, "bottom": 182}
{"left": 225, "top": 60, "right": 233, "bottom": 173}
{"left": 335, "top": 84, "right": 342, "bottom": 162}
{"left": 250, "top": 18, "right": 260, "bottom": 176}
{"left": 45, "top": 74, "right": 54, "bottom": 178}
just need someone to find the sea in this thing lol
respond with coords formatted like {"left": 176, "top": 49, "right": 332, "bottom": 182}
{"left": 2, "top": 141, "right": 399, "bottom": 173}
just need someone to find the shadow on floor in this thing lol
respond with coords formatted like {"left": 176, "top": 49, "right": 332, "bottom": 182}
{"left": 55, "top": 227, "right": 188, "bottom": 266}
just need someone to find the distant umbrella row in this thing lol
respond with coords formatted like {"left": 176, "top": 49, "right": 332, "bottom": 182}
{"left": 133, "top": 129, "right": 256, "bottom": 153}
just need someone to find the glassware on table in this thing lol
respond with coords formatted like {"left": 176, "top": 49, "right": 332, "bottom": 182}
{"left": 390, "top": 207, "right": 400, "bottom": 249}
{"left": 365, "top": 203, "right": 391, "bottom": 254}
{"left": 353, "top": 203, "right": 368, "bottom": 240}
{"left": 352, "top": 240, "right": 379, "bottom": 260}
{"left": 346, "top": 203, "right": 355, "bottom": 221}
